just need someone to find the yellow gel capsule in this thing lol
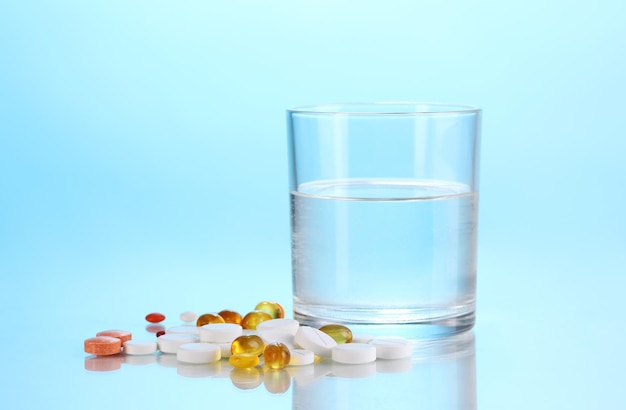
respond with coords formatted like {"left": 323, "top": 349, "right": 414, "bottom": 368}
{"left": 231, "top": 335, "right": 265, "bottom": 356}
{"left": 254, "top": 301, "right": 285, "bottom": 319}
{"left": 218, "top": 309, "right": 243, "bottom": 325}
{"left": 196, "top": 313, "right": 225, "bottom": 327}
{"left": 241, "top": 310, "right": 272, "bottom": 330}
{"left": 263, "top": 342, "right": 291, "bottom": 370}
{"left": 229, "top": 353, "right": 260, "bottom": 369}
{"left": 319, "top": 324, "right": 353, "bottom": 344}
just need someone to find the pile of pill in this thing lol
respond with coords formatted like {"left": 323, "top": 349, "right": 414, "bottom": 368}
{"left": 84, "top": 301, "right": 412, "bottom": 376}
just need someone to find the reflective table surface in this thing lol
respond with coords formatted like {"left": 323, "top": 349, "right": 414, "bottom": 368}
{"left": 2, "top": 255, "right": 624, "bottom": 409}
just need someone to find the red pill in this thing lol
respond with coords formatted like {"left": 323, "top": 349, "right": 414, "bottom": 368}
{"left": 84, "top": 336, "right": 122, "bottom": 356}
{"left": 96, "top": 330, "right": 132, "bottom": 344}
{"left": 156, "top": 330, "right": 165, "bottom": 337}
{"left": 145, "top": 313, "right": 166, "bottom": 323}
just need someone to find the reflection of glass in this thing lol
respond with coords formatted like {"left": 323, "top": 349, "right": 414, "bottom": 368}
{"left": 292, "top": 332, "right": 476, "bottom": 410}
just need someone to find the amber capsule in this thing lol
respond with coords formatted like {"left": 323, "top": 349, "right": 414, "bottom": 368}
{"left": 319, "top": 324, "right": 353, "bottom": 344}
{"left": 196, "top": 313, "right": 225, "bottom": 327}
{"left": 229, "top": 353, "right": 260, "bottom": 369}
{"left": 218, "top": 309, "right": 243, "bottom": 325}
{"left": 231, "top": 335, "right": 265, "bottom": 356}
{"left": 241, "top": 310, "right": 272, "bottom": 330}
{"left": 263, "top": 342, "right": 291, "bottom": 370}
{"left": 254, "top": 301, "right": 285, "bottom": 319}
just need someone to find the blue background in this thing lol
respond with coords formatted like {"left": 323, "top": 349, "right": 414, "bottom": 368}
{"left": 1, "top": 1, "right": 625, "bottom": 408}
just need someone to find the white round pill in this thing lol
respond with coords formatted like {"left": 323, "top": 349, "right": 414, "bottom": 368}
{"left": 257, "top": 319, "right": 300, "bottom": 342}
{"left": 294, "top": 326, "right": 337, "bottom": 357}
{"left": 352, "top": 334, "right": 374, "bottom": 344}
{"left": 332, "top": 343, "right": 377, "bottom": 364}
{"left": 218, "top": 342, "right": 232, "bottom": 358}
{"left": 199, "top": 323, "right": 242, "bottom": 343}
{"left": 370, "top": 336, "right": 413, "bottom": 359}
{"left": 180, "top": 311, "right": 199, "bottom": 323}
{"left": 123, "top": 340, "right": 157, "bottom": 355}
{"left": 177, "top": 343, "right": 221, "bottom": 364}
{"left": 166, "top": 326, "right": 200, "bottom": 335}
{"left": 289, "top": 349, "right": 315, "bottom": 366}
{"left": 157, "top": 333, "right": 199, "bottom": 354}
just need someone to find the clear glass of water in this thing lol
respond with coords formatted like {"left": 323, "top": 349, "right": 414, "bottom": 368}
{"left": 287, "top": 102, "right": 481, "bottom": 338}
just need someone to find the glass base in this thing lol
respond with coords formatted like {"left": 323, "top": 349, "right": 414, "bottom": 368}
{"left": 293, "top": 302, "right": 475, "bottom": 340}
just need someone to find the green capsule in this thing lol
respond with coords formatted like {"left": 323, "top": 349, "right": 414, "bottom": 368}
{"left": 319, "top": 324, "right": 353, "bottom": 344}
{"left": 254, "top": 301, "right": 285, "bottom": 319}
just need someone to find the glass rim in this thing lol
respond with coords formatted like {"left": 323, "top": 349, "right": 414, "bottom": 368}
{"left": 288, "top": 101, "right": 480, "bottom": 115}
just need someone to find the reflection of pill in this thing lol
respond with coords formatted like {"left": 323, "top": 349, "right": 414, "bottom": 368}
{"left": 157, "top": 333, "right": 199, "bottom": 354}
{"left": 370, "top": 337, "right": 413, "bottom": 359}
{"left": 146, "top": 324, "right": 165, "bottom": 333}
{"left": 96, "top": 330, "right": 132, "bottom": 344}
{"left": 123, "top": 340, "right": 157, "bottom": 355}
{"left": 376, "top": 357, "right": 413, "bottom": 373}
{"left": 230, "top": 368, "right": 262, "bottom": 390}
{"left": 177, "top": 343, "right": 221, "bottom": 364}
{"left": 289, "top": 349, "right": 314, "bottom": 366}
{"left": 332, "top": 361, "right": 377, "bottom": 378}
{"left": 84, "top": 355, "right": 123, "bottom": 372}
{"left": 264, "top": 369, "right": 291, "bottom": 394}
{"left": 332, "top": 343, "right": 376, "bottom": 364}
{"left": 84, "top": 336, "right": 122, "bottom": 356}
{"left": 166, "top": 326, "right": 200, "bottom": 335}
{"left": 295, "top": 326, "right": 337, "bottom": 357}
{"left": 199, "top": 323, "right": 242, "bottom": 343}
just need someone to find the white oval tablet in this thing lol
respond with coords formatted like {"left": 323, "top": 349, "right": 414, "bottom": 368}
{"left": 157, "top": 333, "right": 199, "bottom": 354}
{"left": 123, "top": 340, "right": 157, "bottom": 355}
{"left": 332, "top": 343, "right": 376, "bottom": 364}
{"left": 166, "top": 326, "right": 200, "bottom": 335}
{"left": 257, "top": 319, "right": 300, "bottom": 342}
{"left": 294, "top": 326, "right": 337, "bottom": 357}
{"left": 289, "top": 349, "right": 315, "bottom": 366}
{"left": 177, "top": 343, "right": 221, "bottom": 364}
{"left": 180, "top": 311, "right": 199, "bottom": 323}
{"left": 199, "top": 323, "right": 242, "bottom": 343}
{"left": 370, "top": 336, "right": 413, "bottom": 359}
